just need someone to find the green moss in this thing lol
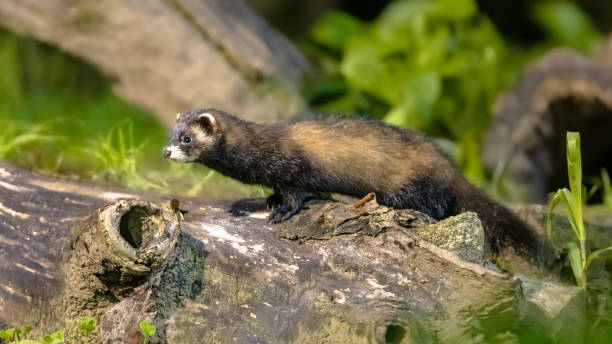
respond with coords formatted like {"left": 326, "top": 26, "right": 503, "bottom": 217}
{"left": 119, "top": 206, "right": 163, "bottom": 248}
{"left": 199, "top": 265, "right": 256, "bottom": 310}
{"left": 292, "top": 318, "right": 370, "bottom": 344}
{"left": 165, "top": 265, "right": 257, "bottom": 343}
{"left": 70, "top": 4, "right": 106, "bottom": 29}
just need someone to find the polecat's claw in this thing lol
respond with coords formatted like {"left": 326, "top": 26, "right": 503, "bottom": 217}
{"left": 266, "top": 202, "right": 301, "bottom": 224}
{"left": 266, "top": 193, "right": 283, "bottom": 210}
{"left": 266, "top": 206, "right": 288, "bottom": 224}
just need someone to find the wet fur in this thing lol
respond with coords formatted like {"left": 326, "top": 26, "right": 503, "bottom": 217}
{"left": 165, "top": 108, "right": 552, "bottom": 261}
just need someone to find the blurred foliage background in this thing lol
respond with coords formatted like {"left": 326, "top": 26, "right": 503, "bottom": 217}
{"left": 0, "top": 28, "right": 265, "bottom": 199}
{"left": 0, "top": 0, "right": 609, "bottom": 196}
{"left": 296, "top": 0, "right": 603, "bottom": 184}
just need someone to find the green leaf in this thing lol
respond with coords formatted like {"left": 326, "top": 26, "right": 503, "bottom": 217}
{"left": 310, "top": 11, "right": 363, "bottom": 51}
{"left": 340, "top": 39, "right": 392, "bottom": 102}
{"left": 139, "top": 321, "right": 156, "bottom": 337}
{"left": 382, "top": 72, "right": 441, "bottom": 129}
{"left": 378, "top": 0, "right": 430, "bottom": 38}
{"left": 40, "top": 335, "right": 54, "bottom": 344}
{"left": 23, "top": 327, "right": 32, "bottom": 336}
{"left": 13, "top": 329, "right": 22, "bottom": 341}
{"left": 77, "top": 316, "right": 97, "bottom": 336}
{"left": 567, "top": 242, "right": 585, "bottom": 287}
{"left": 431, "top": 0, "right": 477, "bottom": 19}
{"left": 457, "top": 137, "right": 485, "bottom": 185}
{"left": 40, "top": 331, "right": 64, "bottom": 344}
{"left": 5, "top": 329, "right": 15, "bottom": 341}
{"left": 532, "top": 1, "right": 601, "bottom": 52}
{"left": 303, "top": 0, "right": 509, "bottom": 153}
{"left": 50, "top": 329, "right": 65, "bottom": 342}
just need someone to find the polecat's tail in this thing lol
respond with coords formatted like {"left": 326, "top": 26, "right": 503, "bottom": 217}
{"left": 455, "top": 180, "right": 557, "bottom": 269}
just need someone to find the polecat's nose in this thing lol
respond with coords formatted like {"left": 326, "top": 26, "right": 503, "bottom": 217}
{"left": 163, "top": 147, "right": 171, "bottom": 158}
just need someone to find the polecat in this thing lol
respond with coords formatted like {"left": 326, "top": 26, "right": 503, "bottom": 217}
{"left": 163, "top": 108, "right": 553, "bottom": 262}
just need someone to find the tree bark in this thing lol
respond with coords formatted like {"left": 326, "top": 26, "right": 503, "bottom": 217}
{"left": 0, "top": 0, "right": 309, "bottom": 126}
{"left": 483, "top": 37, "right": 612, "bottom": 202}
{"left": 0, "top": 161, "right": 529, "bottom": 343}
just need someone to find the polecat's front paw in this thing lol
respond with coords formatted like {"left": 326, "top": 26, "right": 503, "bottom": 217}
{"left": 266, "top": 193, "right": 283, "bottom": 210}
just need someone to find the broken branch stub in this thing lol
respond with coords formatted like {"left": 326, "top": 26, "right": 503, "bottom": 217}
{"left": 63, "top": 200, "right": 182, "bottom": 321}
{"left": 101, "top": 200, "right": 181, "bottom": 273}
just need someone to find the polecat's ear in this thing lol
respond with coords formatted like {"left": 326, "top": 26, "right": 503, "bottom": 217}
{"left": 196, "top": 112, "right": 217, "bottom": 135}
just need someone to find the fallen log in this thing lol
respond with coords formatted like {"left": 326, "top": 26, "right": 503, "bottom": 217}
{"left": 0, "top": 161, "right": 583, "bottom": 343}
{"left": 0, "top": 0, "right": 309, "bottom": 126}
{"left": 483, "top": 38, "right": 612, "bottom": 202}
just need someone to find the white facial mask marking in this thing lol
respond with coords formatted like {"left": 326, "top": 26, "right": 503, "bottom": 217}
{"left": 167, "top": 145, "right": 190, "bottom": 162}
{"left": 193, "top": 128, "right": 214, "bottom": 147}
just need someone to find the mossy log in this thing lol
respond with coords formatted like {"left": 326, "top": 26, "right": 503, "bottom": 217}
{"left": 0, "top": 161, "right": 581, "bottom": 343}
{"left": 0, "top": 0, "right": 309, "bottom": 126}
{"left": 483, "top": 36, "right": 612, "bottom": 202}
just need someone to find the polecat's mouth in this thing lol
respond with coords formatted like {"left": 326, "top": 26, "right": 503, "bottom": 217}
{"left": 163, "top": 145, "right": 190, "bottom": 162}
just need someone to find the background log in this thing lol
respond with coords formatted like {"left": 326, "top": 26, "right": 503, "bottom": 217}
{"left": 483, "top": 36, "right": 612, "bottom": 202}
{"left": 0, "top": 161, "right": 524, "bottom": 343}
{"left": 0, "top": 0, "right": 309, "bottom": 126}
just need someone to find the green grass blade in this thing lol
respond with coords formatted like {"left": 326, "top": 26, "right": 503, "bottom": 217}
{"left": 587, "top": 178, "right": 601, "bottom": 201}
{"left": 567, "top": 242, "right": 585, "bottom": 287}
{"left": 566, "top": 131, "right": 582, "bottom": 200}
{"left": 566, "top": 132, "right": 585, "bottom": 239}
{"left": 546, "top": 190, "right": 562, "bottom": 242}
{"left": 602, "top": 168, "right": 612, "bottom": 207}
{"left": 185, "top": 170, "right": 215, "bottom": 196}
{"left": 128, "top": 121, "right": 135, "bottom": 151}
{"left": 118, "top": 126, "right": 126, "bottom": 157}
{"left": 558, "top": 188, "right": 581, "bottom": 240}
{"left": 12, "top": 133, "right": 63, "bottom": 146}
{"left": 585, "top": 245, "right": 612, "bottom": 270}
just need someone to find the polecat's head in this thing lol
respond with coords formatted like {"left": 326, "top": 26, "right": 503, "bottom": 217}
{"left": 163, "top": 109, "right": 220, "bottom": 162}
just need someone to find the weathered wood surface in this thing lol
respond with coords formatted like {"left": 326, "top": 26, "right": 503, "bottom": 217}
{"left": 483, "top": 37, "right": 612, "bottom": 202}
{"left": 0, "top": 160, "right": 528, "bottom": 343}
{"left": 0, "top": 0, "right": 309, "bottom": 126}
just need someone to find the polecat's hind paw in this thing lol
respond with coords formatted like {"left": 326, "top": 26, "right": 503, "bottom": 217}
{"left": 267, "top": 204, "right": 300, "bottom": 223}
{"left": 266, "top": 193, "right": 283, "bottom": 210}
{"left": 266, "top": 190, "right": 311, "bottom": 224}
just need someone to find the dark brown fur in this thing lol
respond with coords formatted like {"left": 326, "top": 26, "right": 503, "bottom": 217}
{"left": 163, "top": 108, "right": 554, "bottom": 264}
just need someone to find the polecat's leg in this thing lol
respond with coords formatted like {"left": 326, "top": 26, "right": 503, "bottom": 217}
{"left": 266, "top": 192, "right": 283, "bottom": 210}
{"left": 267, "top": 190, "right": 311, "bottom": 223}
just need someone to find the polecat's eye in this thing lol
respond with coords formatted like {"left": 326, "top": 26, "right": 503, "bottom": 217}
{"left": 183, "top": 136, "right": 191, "bottom": 143}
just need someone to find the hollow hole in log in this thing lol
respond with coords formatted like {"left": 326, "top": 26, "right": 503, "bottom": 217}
{"left": 385, "top": 324, "right": 406, "bottom": 343}
{"left": 119, "top": 206, "right": 155, "bottom": 248}
{"left": 547, "top": 97, "right": 612, "bottom": 200}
